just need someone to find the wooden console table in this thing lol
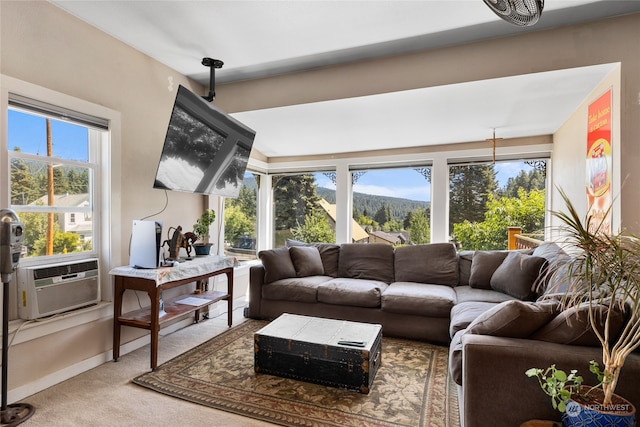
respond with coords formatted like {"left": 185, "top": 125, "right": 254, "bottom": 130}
{"left": 109, "top": 256, "right": 236, "bottom": 370}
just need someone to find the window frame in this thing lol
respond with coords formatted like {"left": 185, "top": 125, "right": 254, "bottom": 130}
{"left": 2, "top": 75, "right": 121, "bottom": 319}
{"left": 7, "top": 104, "right": 102, "bottom": 261}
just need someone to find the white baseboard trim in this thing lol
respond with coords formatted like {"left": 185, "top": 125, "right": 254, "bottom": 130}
{"left": 8, "top": 316, "right": 194, "bottom": 403}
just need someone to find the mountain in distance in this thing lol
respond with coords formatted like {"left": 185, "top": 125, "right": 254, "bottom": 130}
{"left": 240, "top": 176, "right": 429, "bottom": 221}
{"left": 317, "top": 187, "right": 429, "bottom": 220}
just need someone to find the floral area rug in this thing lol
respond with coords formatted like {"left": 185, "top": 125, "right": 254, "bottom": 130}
{"left": 133, "top": 319, "right": 460, "bottom": 427}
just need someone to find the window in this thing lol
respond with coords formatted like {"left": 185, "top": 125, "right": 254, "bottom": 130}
{"left": 448, "top": 159, "right": 547, "bottom": 250}
{"left": 271, "top": 172, "right": 336, "bottom": 247}
{"left": 350, "top": 166, "right": 431, "bottom": 245}
{"left": 8, "top": 95, "right": 107, "bottom": 259}
{"left": 224, "top": 171, "right": 259, "bottom": 260}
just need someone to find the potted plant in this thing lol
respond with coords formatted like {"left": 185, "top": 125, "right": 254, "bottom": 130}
{"left": 191, "top": 208, "right": 216, "bottom": 256}
{"left": 526, "top": 189, "right": 638, "bottom": 426}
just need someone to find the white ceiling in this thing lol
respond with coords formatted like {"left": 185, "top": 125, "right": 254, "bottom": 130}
{"left": 49, "top": 1, "right": 640, "bottom": 158}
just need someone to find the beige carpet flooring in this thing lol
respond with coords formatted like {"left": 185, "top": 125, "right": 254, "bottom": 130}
{"left": 19, "top": 304, "right": 459, "bottom": 427}
{"left": 19, "top": 303, "right": 273, "bottom": 427}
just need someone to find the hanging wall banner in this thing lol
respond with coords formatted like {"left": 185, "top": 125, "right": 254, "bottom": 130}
{"left": 586, "top": 89, "right": 612, "bottom": 235}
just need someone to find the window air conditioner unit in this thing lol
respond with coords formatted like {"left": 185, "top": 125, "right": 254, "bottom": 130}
{"left": 17, "top": 258, "right": 100, "bottom": 320}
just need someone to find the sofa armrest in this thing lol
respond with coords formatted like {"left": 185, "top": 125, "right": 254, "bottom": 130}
{"left": 461, "top": 335, "right": 604, "bottom": 427}
{"left": 247, "top": 265, "right": 265, "bottom": 318}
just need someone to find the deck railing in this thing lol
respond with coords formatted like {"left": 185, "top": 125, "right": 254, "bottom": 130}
{"left": 507, "top": 227, "right": 544, "bottom": 250}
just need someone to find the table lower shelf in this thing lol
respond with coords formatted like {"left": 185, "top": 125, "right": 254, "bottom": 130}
{"left": 118, "top": 290, "right": 229, "bottom": 328}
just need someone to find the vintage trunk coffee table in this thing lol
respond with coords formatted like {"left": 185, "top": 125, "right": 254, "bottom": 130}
{"left": 254, "top": 313, "right": 382, "bottom": 393}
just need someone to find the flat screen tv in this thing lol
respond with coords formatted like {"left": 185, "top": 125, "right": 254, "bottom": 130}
{"left": 153, "top": 85, "right": 256, "bottom": 198}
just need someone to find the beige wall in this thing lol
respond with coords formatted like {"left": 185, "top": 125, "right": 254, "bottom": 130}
{"left": 551, "top": 68, "right": 622, "bottom": 234}
{"left": 1, "top": 0, "right": 639, "bottom": 399}
{"left": 1, "top": 1, "right": 215, "bottom": 395}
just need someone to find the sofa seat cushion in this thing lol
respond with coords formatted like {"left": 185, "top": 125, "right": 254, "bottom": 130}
{"left": 381, "top": 282, "right": 456, "bottom": 317}
{"left": 338, "top": 243, "right": 394, "bottom": 283}
{"left": 262, "top": 276, "right": 332, "bottom": 303}
{"left": 449, "top": 301, "right": 498, "bottom": 338}
{"left": 317, "top": 278, "right": 388, "bottom": 308}
{"left": 394, "top": 243, "right": 458, "bottom": 286}
{"left": 454, "top": 286, "right": 515, "bottom": 304}
{"left": 448, "top": 300, "right": 560, "bottom": 386}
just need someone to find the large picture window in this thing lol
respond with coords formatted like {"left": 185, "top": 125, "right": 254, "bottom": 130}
{"left": 448, "top": 159, "right": 547, "bottom": 251}
{"left": 272, "top": 172, "right": 337, "bottom": 248}
{"left": 350, "top": 166, "right": 431, "bottom": 245}
{"left": 8, "top": 96, "right": 107, "bottom": 259}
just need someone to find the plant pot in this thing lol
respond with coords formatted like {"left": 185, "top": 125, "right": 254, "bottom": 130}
{"left": 562, "top": 386, "right": 635, "bottom": 427}
{"left": 193, "top": 243, "right": 213, "bottom": 256}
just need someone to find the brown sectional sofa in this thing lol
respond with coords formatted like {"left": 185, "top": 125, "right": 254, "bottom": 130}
{"left": 247, "top": 241, "right": 640, "bottom": 426}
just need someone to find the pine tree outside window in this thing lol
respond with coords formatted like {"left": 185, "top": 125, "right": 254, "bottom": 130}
{"left": 448, "top": 159, "right": 548, "bottom": 251}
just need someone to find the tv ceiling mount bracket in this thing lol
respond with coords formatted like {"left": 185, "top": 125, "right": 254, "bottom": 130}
{"left": 201, "top": 57, "right": 224, "bottom": 102}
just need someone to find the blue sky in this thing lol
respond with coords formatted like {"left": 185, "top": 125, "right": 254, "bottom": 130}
{"left": 314, "top": 161, "right": 535, "bottom": 203}
{"left": 8, "top": 109, "right": 89, "bottom": 162}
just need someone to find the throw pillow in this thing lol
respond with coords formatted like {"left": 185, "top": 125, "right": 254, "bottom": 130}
{"left": 465, "top": 299, "right": 560, "bottom": 338}
{"left": 258, "top": 247, "right": 296, "bottom": 283}
{"left": 531, "top": 301, "right": 626, "bottom": 346}
{"left": 289, "top": 246, "right": 325, "bottom": 277}
{"left": 490, "top": 251, "right": 547, "bottom": 300}
{"left": 469, "top": 251, "right": 509, "bottom": 290}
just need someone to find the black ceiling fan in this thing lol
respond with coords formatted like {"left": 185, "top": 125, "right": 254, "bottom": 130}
{"left": 483, "top": 0, "right": 544, "bottom": 27}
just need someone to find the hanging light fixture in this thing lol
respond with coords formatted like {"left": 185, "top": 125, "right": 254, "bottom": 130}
{"left": 486, "top": 128, "right": 503, "bottom": 163}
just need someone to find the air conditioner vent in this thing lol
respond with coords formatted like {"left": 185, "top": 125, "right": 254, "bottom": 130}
{"left": 33, "top": 259, "right": 99, "bottom": 280}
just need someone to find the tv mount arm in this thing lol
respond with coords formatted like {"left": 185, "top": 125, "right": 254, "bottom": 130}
{"left": 201, "top": 57, "right": 224, "bottom": 102}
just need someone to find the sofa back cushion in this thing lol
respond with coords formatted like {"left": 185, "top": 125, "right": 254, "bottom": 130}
{"left": 314, "top": 244, "right": 340, "bottom": 277}
{"left": 457, "top": 251, "right": 474, "bottom": 286}
{"left": 338, "top": 243, "right": 394, "bottom": 283}
{"left": 289, "top": 246, "right": 325, "bottom": 277}
{"left": 258, "top": 247, "right": 296, "bottom": 283}
{"left": 394, "top": 243, "right": 458, "bottom": 286}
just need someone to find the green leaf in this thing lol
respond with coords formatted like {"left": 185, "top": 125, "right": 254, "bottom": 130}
{"left": 554, "top": 370, "right": 567, "bottom": 381}
{"left": 525, "top": 368, "right": 540, "bottom": 377}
